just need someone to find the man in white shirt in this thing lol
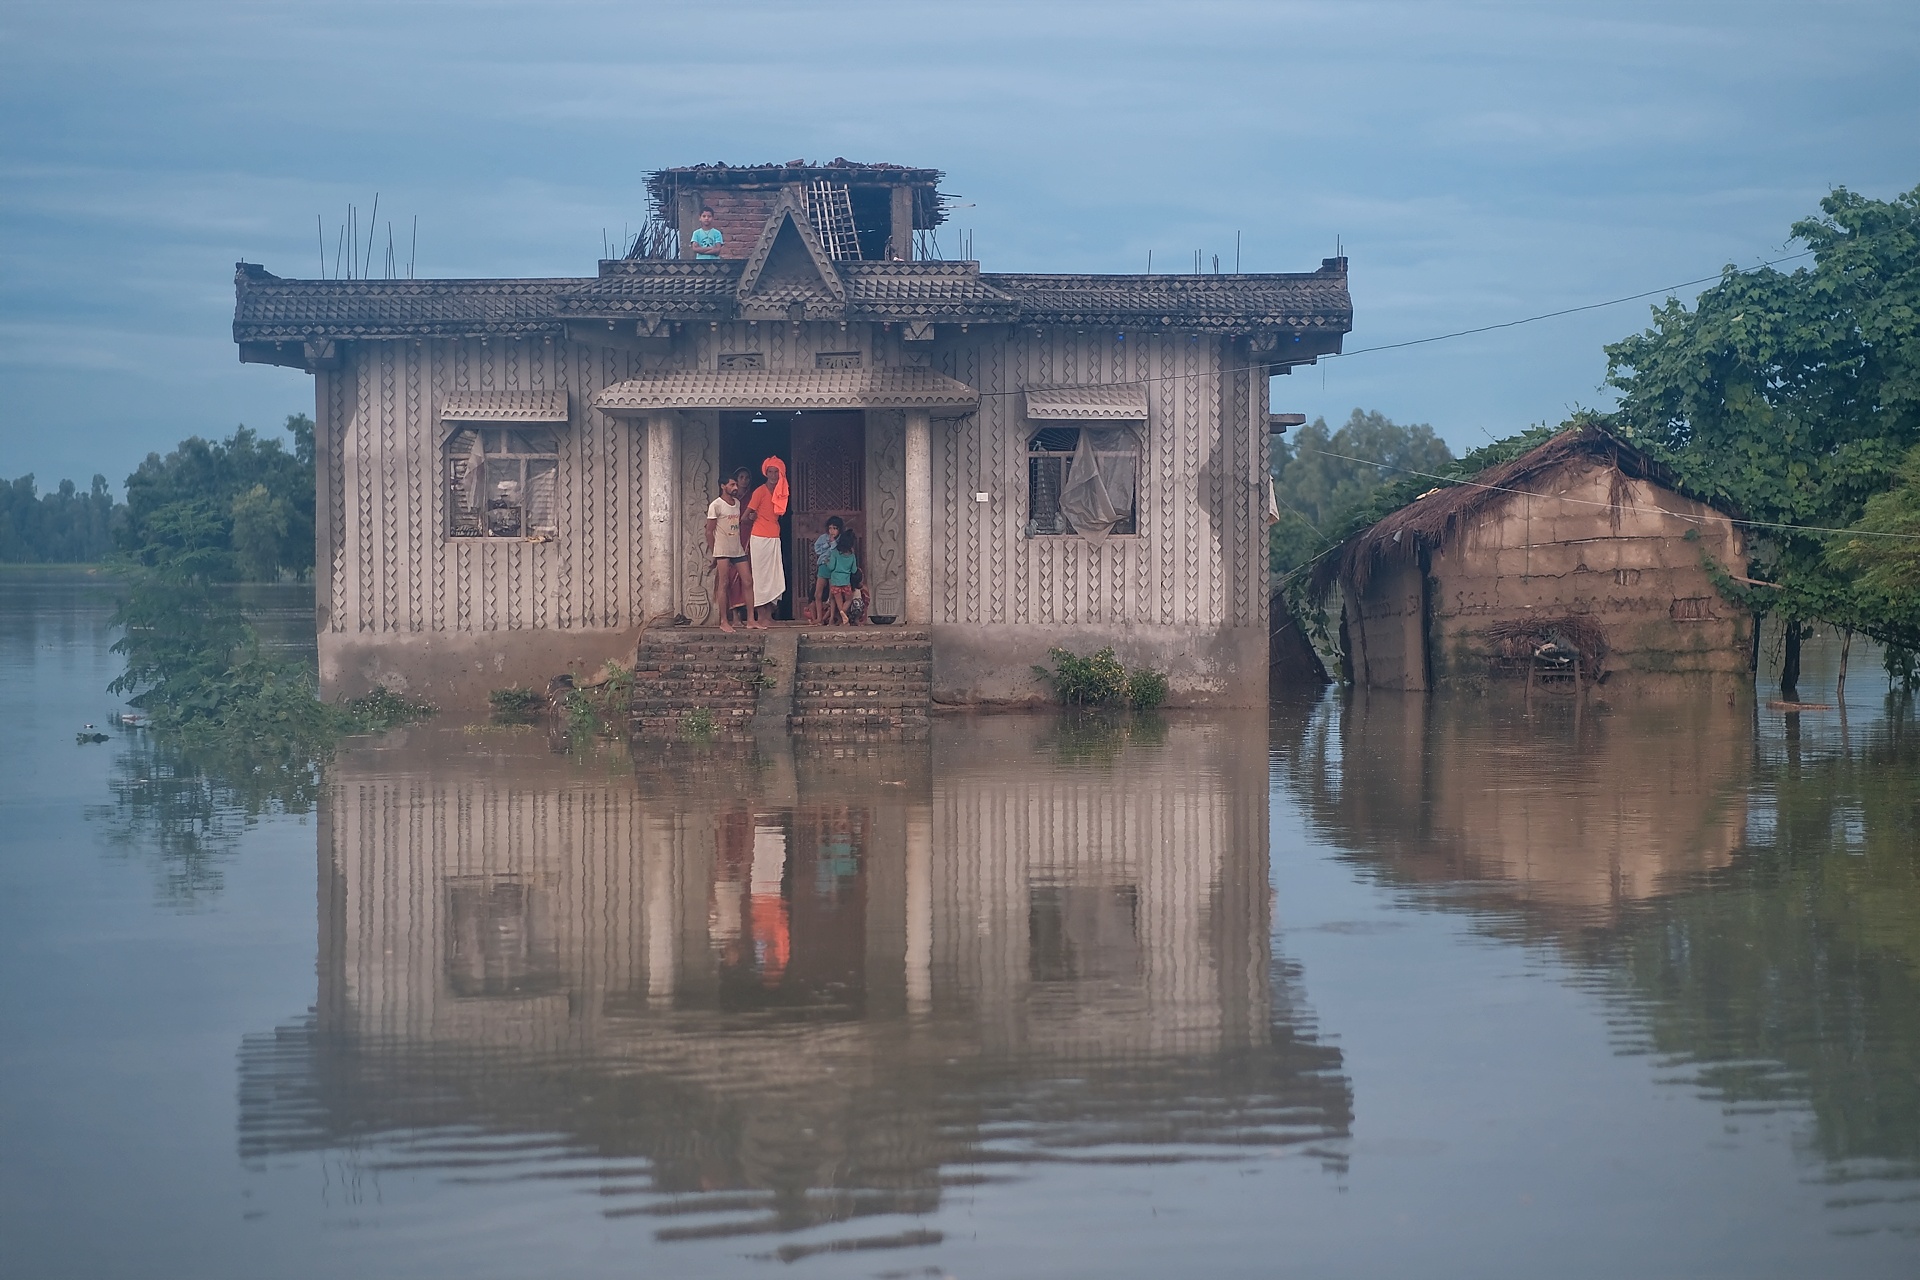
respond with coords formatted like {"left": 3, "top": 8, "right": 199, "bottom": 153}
{"left": 704, "top": 471, "right": 751, "bottom": 631}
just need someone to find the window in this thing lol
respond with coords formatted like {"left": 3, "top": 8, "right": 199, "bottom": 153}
{"left": 446, "top": 426, "right": 559, "bottom": 539}
{"left": 1026, "top": 425, "right": 1138, "bottom": 537}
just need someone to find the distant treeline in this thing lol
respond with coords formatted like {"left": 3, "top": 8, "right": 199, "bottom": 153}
{"left": 0, "top": 473, "right": 122, "bottom": 563}
{"left": 1, "top": 415, "right": 315, "bottom": 578}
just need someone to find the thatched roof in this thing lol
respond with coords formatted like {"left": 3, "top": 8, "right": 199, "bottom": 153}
{"left": 1313, "top": 422, "right": 1710, "bottom": 599}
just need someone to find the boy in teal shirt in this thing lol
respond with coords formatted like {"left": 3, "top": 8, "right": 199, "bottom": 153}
{"left": 690, "top": 207, "right": 723, "bottom": 259}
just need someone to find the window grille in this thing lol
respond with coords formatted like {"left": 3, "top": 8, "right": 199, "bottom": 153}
{"left": 1026, "top": 425, "right": 1138, "bottom": 536}
{"left": 446, "top": 426, "right": 559, "bottom": 539}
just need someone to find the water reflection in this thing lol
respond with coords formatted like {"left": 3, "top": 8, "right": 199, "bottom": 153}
{"left": 1277, "top": 689, "right": 1920, "bottom": 1233}
{"left": 1277, "top": 691, "right": 1752, "bottom": 922}
{"left": 241, "top": 716, "right": 1350, "bottom": 1256}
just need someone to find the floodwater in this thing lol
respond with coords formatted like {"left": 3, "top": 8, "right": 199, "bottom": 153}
{"left": 3, "top": 573, "right": 1918, "bottom": 1279}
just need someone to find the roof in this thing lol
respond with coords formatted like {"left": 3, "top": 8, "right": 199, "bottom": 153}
{"left": 593, "top": 368, "right": 979, "bottom": 416}
{"left": 440, "top": 390, "right": 569, "bottom": 422}
{"left": 1317, "top": 423, "right": 1726, "bottom": 599}
{"left": 984, "top": 269, "right": 1352, "bottom": 332}
{"left": 234, "top": 258, "right": 1350, "bottom": 344}
{"left": 234, "top": 270, "right": 575, "bottom": 340}
{"left": 1024, "top": 386, "right": 1149, "bottom": 420}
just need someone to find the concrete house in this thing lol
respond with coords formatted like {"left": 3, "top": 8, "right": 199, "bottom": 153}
{"left": 1318, "top": 423, "right": 1750, "bottom": 693}
{"left": 234, "top": 160, "right": 1352, "bottom": 708}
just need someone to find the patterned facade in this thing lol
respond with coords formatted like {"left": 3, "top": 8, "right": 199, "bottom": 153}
{"left": 237, "top": 162, "right": 1353, "bottom": 708}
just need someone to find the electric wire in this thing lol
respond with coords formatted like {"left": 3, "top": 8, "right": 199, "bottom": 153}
{"left": 977, "top": 249, "right": 1820, "bottom": 400}
{"left": 1294, "top": 446, "right": 1920, "bottom": 543}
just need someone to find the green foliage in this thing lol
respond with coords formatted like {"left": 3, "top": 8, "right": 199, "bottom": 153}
{"left": 0, "top": 473, "right": 121, "bottom": 563}
{"left": 344, "top": 685, "right": 437, "bottom": 731}
{"left": 122, "top": 416, "right": 316, "bottom": 581}
{"left": 1827, "top": 441, "right": 1920, "bottom": 646}
{"left": 108, "top": 499, "right": 254, "bottom": 720}
{"left": 1036, "top": 646, "right": 1126, "bottom": 705}
{"left": 559, "top": 663, "right": 637, "bottom": 742}
{"left": 1124, "top": 668, "right": 1169, "bottom": 711}
{"left": 1270, "top": 409, "right": 1455, "bottom": 577}
{"left": 489, "top": 686, "right": 548, "bottom": 722}
{"left": 1607, "top": 183, "right": 1920, "bottom": 648}
{"left": 1035, "top": 646, "right": 1169, "bottom": 710}
{"left": 681, "top": 707, "right": 718, "bottom": 740}
{"left": 106, "top": 477, "right": 429, "bottom": 759}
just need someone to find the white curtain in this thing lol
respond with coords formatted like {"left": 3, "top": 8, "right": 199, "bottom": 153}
{"left": 1057, "top": 427, "right": 1137, "bottom": 540}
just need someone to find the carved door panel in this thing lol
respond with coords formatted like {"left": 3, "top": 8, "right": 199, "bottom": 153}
{"left": 790, "top": 413, "right": 865, "bottom": 604}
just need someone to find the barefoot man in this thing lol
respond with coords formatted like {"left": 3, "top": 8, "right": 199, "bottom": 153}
{"left": 705, "top": 471, "right": 750, "bottom": 631}
{"left": 744, "top": 455, "right": 788, "bottom": 629}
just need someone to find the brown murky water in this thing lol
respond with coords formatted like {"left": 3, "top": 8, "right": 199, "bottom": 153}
{"left": 3, "top": 573, "right": 1918, "bottom": 1277}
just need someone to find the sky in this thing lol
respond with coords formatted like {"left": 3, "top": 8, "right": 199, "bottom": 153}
{"left": 1, "top": 0, "right": 1916, "bottom": 490}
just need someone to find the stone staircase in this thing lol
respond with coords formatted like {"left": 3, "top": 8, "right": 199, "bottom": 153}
{"left": 789, "top": 628, "right": 933, "bottom": 740}
{"left": 629, "top": 631, "right": 768, "bottom": 741}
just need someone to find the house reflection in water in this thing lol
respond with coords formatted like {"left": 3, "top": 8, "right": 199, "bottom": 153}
{"left": 1275, "top": 690, "right": 1751, "bottom": 922}
{"left": 241, "top": 717, "right": 1349, "bottom": 1251}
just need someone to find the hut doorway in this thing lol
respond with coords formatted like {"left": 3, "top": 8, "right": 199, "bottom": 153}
{"left": 718, "top": 410, "right": 865, "bottom": 619}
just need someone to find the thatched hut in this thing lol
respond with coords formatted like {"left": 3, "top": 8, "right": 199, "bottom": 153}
{"left": 1316, "top": 424, "right": 1751, "bottom": 692}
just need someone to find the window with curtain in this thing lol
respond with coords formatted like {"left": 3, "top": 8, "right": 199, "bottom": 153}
{"left": 1026, "top": 425, "right": 1139, "bottom": 538}
{"left": 445, "top": 425, "right": 559, "bottom": 539}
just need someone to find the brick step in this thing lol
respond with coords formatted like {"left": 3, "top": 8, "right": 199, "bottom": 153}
{"left": 790, "top": 710, "right": 931, "bottom": 726}
{"left": 793, "top": 686, "right": 930, "bottom": 702}
{"left": 629, "top": 706, "right": 748, "bottom": 717}
{"left": 637, "top": 660, "right": 771, "bottom": 671}
{"left": 798, "top": 628, "right": 929, "bottom": 641}
{"left": 798, "top": 643, "right": 932, "bottom": 656}
{"left": 629, "top": 675, "right": 765, "bottom": 690}
{"left": 798, "top": 657, "right": 930, "bottom": 670}
{"left": 793, "top": 688, "right": 931, "bottom": 702}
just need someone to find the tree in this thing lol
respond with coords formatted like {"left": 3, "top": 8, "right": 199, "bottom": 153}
{"left": 1270, "top": 408, "right": 1455, "bottom": 577}
{"left": 1606, "top": 183, "right": 1920, "bottom": 672}
{"left": 122, "top": 415, "right": 315, "bottom": 580}
{"left": 0, "top": 472, "right": 121, "bottom": 562}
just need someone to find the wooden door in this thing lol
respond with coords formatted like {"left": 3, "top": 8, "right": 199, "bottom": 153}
{"left": 789, "top": 413, "right": 865, "bottom": 606}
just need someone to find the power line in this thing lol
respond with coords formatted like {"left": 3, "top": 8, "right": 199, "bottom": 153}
{"left": 1297, "top": 445, "right": 1920, "bottom": 543}
{"left": 984, "top": 249, "right": 1819, "bottom": 400}
{"left": 1324, "top": 250, "right": 1816, "bottom": 360}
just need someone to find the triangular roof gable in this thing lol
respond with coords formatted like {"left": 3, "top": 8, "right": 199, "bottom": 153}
{"left": 736, "top": 193, "right": 847, "bottom": 315}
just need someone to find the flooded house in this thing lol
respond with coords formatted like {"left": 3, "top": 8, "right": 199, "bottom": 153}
{"left": 233, "top": 160, "right": 1353, "bottom": 709}
{"left": 1317, "top": 423, "right": 1751, "bottom": 693}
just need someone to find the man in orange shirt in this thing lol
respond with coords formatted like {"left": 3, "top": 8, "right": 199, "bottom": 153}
{"left": 744, "top": 456, "right": 788, "bottom": 629}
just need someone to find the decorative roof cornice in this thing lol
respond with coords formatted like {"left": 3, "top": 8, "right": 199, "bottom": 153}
{"left": 233, "top": 258, "right": 1352, "bottom": 345}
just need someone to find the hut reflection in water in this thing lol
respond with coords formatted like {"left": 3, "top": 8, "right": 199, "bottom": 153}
{"left": 241, "top": 717, "right": 1350, "bottom": 1248}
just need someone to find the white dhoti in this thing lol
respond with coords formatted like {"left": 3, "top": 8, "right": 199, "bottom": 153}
{"left": 750, "top": 535, "right": 784, "bottom": 607}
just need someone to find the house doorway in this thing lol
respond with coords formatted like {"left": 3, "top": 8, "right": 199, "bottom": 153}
{"left": 718, "top": 411, "right": 865, "bottom": 620}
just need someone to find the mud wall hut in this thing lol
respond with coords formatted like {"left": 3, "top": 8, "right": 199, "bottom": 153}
{"left": 1320, "top": 424, "right": 1750, "bottom": 692}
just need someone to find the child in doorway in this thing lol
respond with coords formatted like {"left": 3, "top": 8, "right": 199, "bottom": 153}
{"left": 807, "top": 517, "right": 843, "bottom": 624}
{"left": 824, "top": 529, "right": 859, "bottom": 625}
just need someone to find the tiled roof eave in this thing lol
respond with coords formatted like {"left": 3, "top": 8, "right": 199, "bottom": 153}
{"left": 236, "top": 269, "right": 1353, "bottom": 339}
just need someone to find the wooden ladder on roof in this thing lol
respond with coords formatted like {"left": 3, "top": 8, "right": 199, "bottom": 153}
{"left": 806, "top": 181, "right": 862, "bottom": 261}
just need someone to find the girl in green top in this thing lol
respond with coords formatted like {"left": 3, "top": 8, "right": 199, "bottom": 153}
{"left": 823, "top": 529, "right": 859, "bottom": 625}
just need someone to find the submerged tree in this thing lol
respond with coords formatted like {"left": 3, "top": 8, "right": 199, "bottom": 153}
{"left": 1606, "top": 183, "right": 1920, "bottom": 680}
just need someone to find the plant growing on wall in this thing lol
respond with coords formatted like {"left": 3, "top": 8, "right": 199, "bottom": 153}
{"left": 1035, "top": 647, "right": 1168, "bottom": 711}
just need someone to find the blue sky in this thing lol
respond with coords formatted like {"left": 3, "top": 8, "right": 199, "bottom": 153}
{"left": 2, "top": 0, "right": 1916, "bottom": 489}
